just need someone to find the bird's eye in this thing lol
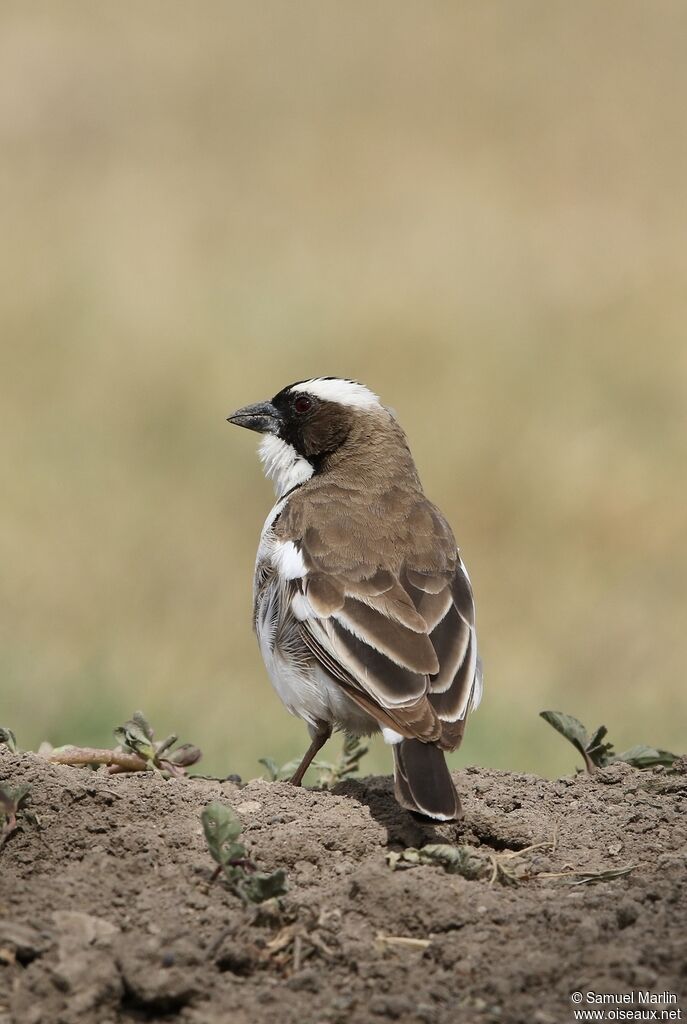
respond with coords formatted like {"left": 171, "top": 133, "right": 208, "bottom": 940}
{"left": 294, "top": 395, "right": 312, "bottom": 414}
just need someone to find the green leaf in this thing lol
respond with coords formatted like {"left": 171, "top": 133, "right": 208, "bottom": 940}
{"left": 396, "top": 848, "right": 420, "bottom": 865}
{"left": 2, "top": 784, "right": 33, "bottom": 846}
{"left": 0, "top": 727, "right": 18, "bottom": 753}
{"left": 541, "top": 709, "right": 680, "bottom": 774}
{"left": 200, "top": 801, "right": 288, "bottom": 902}
{"left": 112, "top": 711, "right": 202, "bottom": 775}
{"left": 587, "top": 724, "right": 608, "bottom": 749}
{"left": 540, "top": 710, "right": 589, "bottom": 751}
{"left": 259, "top": 735, "right": 369, "bottom": 787}
{"left": 258, "top": 757, "right": 280, "bottom": 781}
{"left": 586, "top": 724, "right": 615, "bottom": 766}
{"left": 155, "top": 734, "right": 179, "bottom": 757}
{"left": 387, "top": 843, "right": 486, "bottom": 880}
{"left": 0, "top": 783, "right": 31, "bottom": 814}
{"left": 131, "top": 710, "right": 154, "bottom": 741}
{"left": 540, "top": 710, "right": 602, "bottom": 772}
{"left": 420, "top": 844, "right": 486, "bottom": 879}
{"left": 613, "top": 745, "right": 679, "bottom": 769}
{"left": 258, "top": 756, "right": 302, "bottom": 780}
{"left": 237, "top": 868, "right": 288, "bottom": 904}
{"left": 114, "top": 713, "right": 156, "bottom": 761}
{"left": 316, "top": 733, "right": 369, "bottom": 789}
{"left": 201, "top": 801, "right": 244, "bottom": 867}
{"left": 166, "top": 743, "right": 202, "bottom": 768}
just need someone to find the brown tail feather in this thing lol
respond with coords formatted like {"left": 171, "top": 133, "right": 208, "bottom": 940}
{"left": 393, "top": 739, "right": 462, "bottom": 821}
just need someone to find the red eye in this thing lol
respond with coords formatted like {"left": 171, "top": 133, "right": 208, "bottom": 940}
{"left": 294, "top": 395, "right": 312, "bottom": 414}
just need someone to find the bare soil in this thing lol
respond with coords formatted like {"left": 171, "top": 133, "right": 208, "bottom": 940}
{"left": 1, "top": 749, "right": 685, "bottom": 1024}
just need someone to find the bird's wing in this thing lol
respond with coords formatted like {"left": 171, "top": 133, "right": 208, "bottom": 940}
{"left": 280, "top": 498, "right": 480, "bottom": 748}
{"left": 402, "top": 556, "right": 481, "bottom": 749}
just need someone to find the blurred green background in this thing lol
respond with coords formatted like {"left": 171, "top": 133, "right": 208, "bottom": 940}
{"left": 1, "top": 2, "right": 685, "bottom": 781}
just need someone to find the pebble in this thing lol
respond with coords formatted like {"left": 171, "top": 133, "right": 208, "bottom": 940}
{"left": 286, "top": 969, "right": 321, "bottom": 993}
{"left": 369, "top": 995, "right": 413, "bottom": 1018}
{"left": 237, "top": 800, "right": 261, "bottom": 814}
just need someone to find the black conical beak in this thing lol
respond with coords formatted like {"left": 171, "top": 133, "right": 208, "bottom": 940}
{"left": 226, "top": 399, "right": 282, "bottom": 435}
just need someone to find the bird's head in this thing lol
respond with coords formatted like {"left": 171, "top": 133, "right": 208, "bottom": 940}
{"left": 227, "top": 377, "right": 397, "bottom": 496}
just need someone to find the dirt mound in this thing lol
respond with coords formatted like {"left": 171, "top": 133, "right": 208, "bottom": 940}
{"left": 1, "top": 749, "right": 685, "bottom": 1024}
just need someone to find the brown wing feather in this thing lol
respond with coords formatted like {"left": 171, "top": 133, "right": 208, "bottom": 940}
{"left": 336, "top": 598, "right": 439, "bottom": 674}
{"left": 299, "top": 619, "right": 430, "bottom": 739}
{"left": 426, "top": 605, "right": 471, "bottom": 693}
{"left": 429, "top": 630, "right": 478, "bottom": 721}
{"left": 279, "top": 487, "right": 478, "bottom": 746}
{"left": 327, "top": 619, "right": 429, "bottom": 707}
{"left": 404, "top": 557, "right": 479, "bottom": 747}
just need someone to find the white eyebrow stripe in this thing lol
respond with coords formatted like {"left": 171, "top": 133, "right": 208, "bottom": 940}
{"left": 290, "top": 378, "right": 380, "bottom": 409}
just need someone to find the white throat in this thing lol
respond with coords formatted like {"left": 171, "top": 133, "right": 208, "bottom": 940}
{"left": 259, "top": 435, "right": 314, "bottom": 498}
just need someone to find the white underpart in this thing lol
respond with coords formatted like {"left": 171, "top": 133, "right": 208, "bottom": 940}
{"left": 254, "top": 558, "right": 374, "bottom": 736}
{"left": 259, "top": 434, "right": 314, "bottom": 498}
{"left": 254, "top": 486, "right": 376, "bottom": 737}
{"left": 290, "top": 377, "right": 381, "bottom": 410}
{"left": 382, "top": 727, "right": 404, "bottom": 745}
{"left": 291, "top": 591, "right": 316, "bottom": 621}
{"left": 258, "top": 627, "right": 374, "bottom": 735}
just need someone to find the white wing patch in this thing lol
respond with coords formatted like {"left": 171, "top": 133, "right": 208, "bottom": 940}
{"left": 290, "top": 378, "right": 381, "bottom": 410}
{"left": 272, "top": 541, "right": 307, "bottom": 581}
{"left": 259, "top": 434, "right": 314, "bottom": 498}
{"left": 254, "top": 555, "right": 376, "bottom": 735}
{"left": 382, "top": 727, "right": 404, "bottom": 745}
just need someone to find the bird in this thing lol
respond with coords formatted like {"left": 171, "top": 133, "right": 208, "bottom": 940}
{"left": 227, "top": 377, "right": 482, "bottom": 821}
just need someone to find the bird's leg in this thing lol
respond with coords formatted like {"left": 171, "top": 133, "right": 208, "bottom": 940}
{"left": 289, "top": 722, "right": 332, "bottom": 786}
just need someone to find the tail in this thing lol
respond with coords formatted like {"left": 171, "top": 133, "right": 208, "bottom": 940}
{"left": 393, "top": 739, "right": 462, "bottom": 821}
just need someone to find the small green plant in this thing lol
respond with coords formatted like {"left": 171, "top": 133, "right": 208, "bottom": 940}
{"left": 387, "top": 837, "right": 634, "bottom": 888}
{"left": 387, "top": 843, "right": 486, "bottom": 879}
{"left": 540, "top": 710, "right": 679, "bottom": 774}
{"left": 259, "top": 733, "right": 368, "bottom": 788}
{"left": 257, "top": 756, "right": 289, "bottom": 781}
{"left": 45, "top": 710, "right": 202, "bottom": 777}
{"left": 201, "top": 801, "right": 287, "bottom": 904}
{"left": 314, "top": 733, "right": 369, "bottom": 788}
{"left": 0, "top": 783, "right": 31, "bottom": 846}
{"left": 387, "top": 840, "right": 554, "bottom": 886}
{"left": 387, "top": 841, "right": 558, "bottom": 885}
{"left": 112, "top": 711, "right": 201, "bottom": 776}
{"left": 0, "top": 727, "right": 18, "bottom": 753}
